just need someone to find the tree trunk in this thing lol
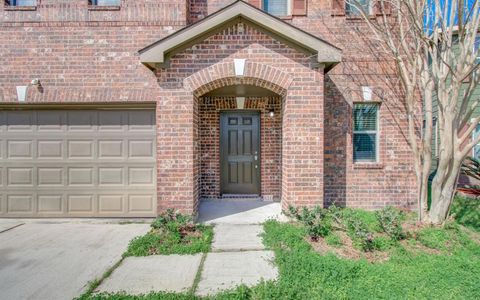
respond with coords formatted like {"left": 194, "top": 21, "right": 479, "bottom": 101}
{"left": 429, "top": 164, "right": 460, "bottom": 224}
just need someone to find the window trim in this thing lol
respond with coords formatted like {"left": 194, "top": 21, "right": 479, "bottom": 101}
{"left": 4, "top": 0, "right": 37, "bottom": 10}
{"left": 353, "top": 102, "right": 380, "bottom": 164}
{"left": 262, "top": 0, "right": 292, "bottom": 18}
{"left": 88, "top": 0, "right": 121, "bottom": 11}
{"left": 345, "top": 0, "right": 373, "bottom": 18}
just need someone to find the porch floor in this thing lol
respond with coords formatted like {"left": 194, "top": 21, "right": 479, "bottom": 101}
{"left": 197, "top": 198, "right": 287, "bottom": 225}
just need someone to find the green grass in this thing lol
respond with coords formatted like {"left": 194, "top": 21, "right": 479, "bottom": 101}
{"left": 124, "top": 224, "right": 213, "bottom": 257}
{"left": 450, "top": 195, "right": 480, "bottom": 231}
{"left": 90, "top": 220, "right": 479, "bottom": 300}
{"left": 324, "top": 232, "right": 343, "bottom": 247}
{"left": 80, "top": 203, "right": 480, "bottom": 300}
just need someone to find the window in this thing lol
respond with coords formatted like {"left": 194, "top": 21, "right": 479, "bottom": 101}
{"left": 346, "top": 0, "right": 371, "bottom": 16}
{"left": 473, "top": 124, "right": 480, "bottom": 159}
{"left": 263, "top": 0, "right": 290, "bottom": 17}
{"left": 5, "top": 0, "right": 36, "bottom": 6}
{"left": 89, "top": 0, "right": 120, "bottom": 6}
{"left": 353, "top": 103, "right": 378, "bottom": 162}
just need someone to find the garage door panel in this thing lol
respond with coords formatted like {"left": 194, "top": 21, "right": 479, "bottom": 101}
{"left": 128, "top": 167, "right": 155, "bottom": 186}
{"left": 98, "top": 167, "right": 123, "bottom": 185}
{"left": 99, "top": 140, "right": 124, "bottom": 158}
{"left": 98, "top": 195, "right": 124, "bottom": 213}
{"left": 128, "top": 194, "right": 154, "bottom": 212}
{"left": 99, "top": 111, "right": 124, "bottom": 131}
{"left": 67, "top": 194, "right": 94, "bottom": 213}
{"left": 38, "top": 168, "right": 64, "bottom": 186}
{"left": 128, "top": 111, "right": 156, "bottom": 131}
{"left": 38, "top": 140, "right": 63, "bottom": 159}
{"left": 7, "top": 168, "right": 34, "bottom": 186}
{"left": 7, "top": 140, "right": 33, "bottom": 159}
{"left": 68, "top": 140, "right": 94, "bottom": 159}
{"left": 38, "top": 194, "right": 64, "bottom": 213}
{"left": 67, "top": 111, "right": 96, "bottom": 131}
{"left": 68, "top": 167, "right": 94, "bottom": 186}
{"left": 128, "top": 140, "right": 154, "bottom": 158}
{"left": 6, "top": 111, "right": 34, "bottom": 131}
{"left": 1, "top": 109, "right": 157, "bottom": 218}
{"left": 37, "top": 111, "right": 64, "bottom": 132}
{"left": 7, "top": 194, "right": 34, "bottom": 213}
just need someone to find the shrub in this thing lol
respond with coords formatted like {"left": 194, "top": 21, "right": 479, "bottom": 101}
{"left": 375, "top": 206, "right": 405, "bottom": 241}
{"left": 285, "top": 205, "right": 332, "bottom": 240}
{"left": 151, "top": 209, "right": 193, "bottom": 233}
{"left": 345, "top": 216, "right": 376, "bottom": 252}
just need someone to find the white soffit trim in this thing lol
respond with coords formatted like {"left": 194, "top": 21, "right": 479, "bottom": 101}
{"left": 139, "top": 1, "right": 342, "bottom": 70}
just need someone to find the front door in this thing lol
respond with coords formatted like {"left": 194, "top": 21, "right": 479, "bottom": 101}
{"left": 220, "top": 111, "right": 260, "bottom": 195}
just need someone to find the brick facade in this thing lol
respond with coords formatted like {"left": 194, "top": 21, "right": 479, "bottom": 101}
{"left": 0, "top": 0, "right": 417, "bottom": 216}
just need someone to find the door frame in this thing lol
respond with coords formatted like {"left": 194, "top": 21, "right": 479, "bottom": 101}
{"left": 219, "top": 110, "right": 261, "bottom": 196}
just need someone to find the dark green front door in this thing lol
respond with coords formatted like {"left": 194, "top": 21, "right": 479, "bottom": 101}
{"left": 220, "top": 111, "right": 260, "bottom": 195}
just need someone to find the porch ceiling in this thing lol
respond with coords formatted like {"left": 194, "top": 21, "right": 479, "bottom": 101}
{"left": 138, "top": 1, "right": 342, "bottom": 71}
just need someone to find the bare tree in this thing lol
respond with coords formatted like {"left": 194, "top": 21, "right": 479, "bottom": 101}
{"left": 347, "top": 0, "right": 480, "bottom": 223}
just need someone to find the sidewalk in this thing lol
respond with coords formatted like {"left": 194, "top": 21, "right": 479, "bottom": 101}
{"left": 95, "top": 200, "right": 284, "bottom": 296}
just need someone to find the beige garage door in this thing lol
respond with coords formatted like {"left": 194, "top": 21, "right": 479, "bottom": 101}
{"left": 0, "top": 109, "right": 157, "bottom": 218}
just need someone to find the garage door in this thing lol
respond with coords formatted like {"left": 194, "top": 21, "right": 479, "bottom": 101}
{"left": 0, "top": 109, "right": 157, "bottom": 218}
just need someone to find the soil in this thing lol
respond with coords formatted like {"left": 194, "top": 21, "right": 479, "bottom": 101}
{"left": 307, "top": 231, "right": 390, "bottom": 263}
{"left": 308, "top": 221, "right": 448, "bottom": 263}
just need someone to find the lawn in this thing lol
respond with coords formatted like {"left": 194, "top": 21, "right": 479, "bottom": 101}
{"left": 124, "top": 210, "right": 213, "bottom": 256}
{"left": 82, "top": 198, "right": 480, "bottom": 300}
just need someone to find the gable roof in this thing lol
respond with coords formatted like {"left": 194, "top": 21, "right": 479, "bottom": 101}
{"left": 139, "top": 1, "right": 342, "bottom": 71}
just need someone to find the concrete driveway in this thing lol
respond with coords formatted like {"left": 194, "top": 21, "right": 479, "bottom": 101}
{"left": 0, "top": 219, "right": 150, "bottom": 300}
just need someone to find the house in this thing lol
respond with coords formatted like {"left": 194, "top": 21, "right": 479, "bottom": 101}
{"left": 0, "top": 0, "right": 417, "bottom": 218}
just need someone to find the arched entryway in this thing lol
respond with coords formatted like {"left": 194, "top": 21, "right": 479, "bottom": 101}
{"left": 188, "top": 62, "right": 290, "bottom": 205}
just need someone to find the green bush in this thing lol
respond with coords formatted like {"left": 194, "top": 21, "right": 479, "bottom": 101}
{"left": 375, "top": 206, "right": 405, "bottom": 241}
{"left": 345, "top": 216, "right": 376, "bottom": 251}
{"left": 285, "top": 205, "right": 332, "bottom": 240}
{"left": 151, "top": 209, "right": 193, "bottom": 233}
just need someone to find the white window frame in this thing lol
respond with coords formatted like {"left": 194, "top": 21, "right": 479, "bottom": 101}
{"left": 346, "top": 0, "right": 373, "bottom": 16}
{"left": 7, "top": 0, "right": 37, "bottom": 6}
{"left": 262, "top": 0, "right": 292, "bottom": 17}
{"left": 91, "top": 0, "right": 121, "bottom": 6}
{"left": 353, "top": 103, "right": 380, "bottom": 163}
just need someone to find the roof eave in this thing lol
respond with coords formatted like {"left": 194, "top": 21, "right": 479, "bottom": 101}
{"left": 139, "top": 1, "right": 342, "bottom": 72}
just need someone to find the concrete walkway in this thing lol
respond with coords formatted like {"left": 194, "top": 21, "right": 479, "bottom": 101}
{"left": 96, "top": 199, "right": 284, "bottom": 296}
{"left": 0, "top": 220, "right": 149, "bottom": 300}
{"left": 198, "top": 199, "right": 287, "bottom": 224}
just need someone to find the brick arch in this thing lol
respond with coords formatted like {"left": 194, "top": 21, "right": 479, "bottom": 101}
{"left": 183, "top": 61, "right": 293, "bottom": 97}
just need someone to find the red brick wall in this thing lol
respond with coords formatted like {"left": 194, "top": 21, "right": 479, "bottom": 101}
{"left": 158, "top": 20, "right": 324, "bottom": 212}
{"left": 198, "top": 96, "right": 282, "bottom": 200}
{"left": 0, "top": 0, "right": 418, "bottom": 214}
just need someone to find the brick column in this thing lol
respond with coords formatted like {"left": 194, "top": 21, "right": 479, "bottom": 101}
{"left": 156, "top": 90, "right": 198, "bottom": 215}
{"left": 281, "top": 66, "right": 325, "bottom": 208}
